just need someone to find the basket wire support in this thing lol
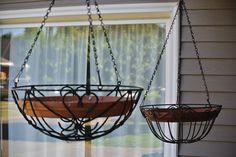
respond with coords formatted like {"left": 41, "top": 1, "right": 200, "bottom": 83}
{"left": 177, "top": 0, "right": 183, "bottom": 141}
{"left": 86, "top": 22, "right": 91, "bottom": 96}
{"left": 94, "top": 0, "right": 122, "bottom": 85}
{"left": 139, "top": 0, "right": 222, "bottom": 144}
{"left": 140, "top": 1, "right": 181, "bottom": 105}
{"left": 181, "top": 0, "right": 211, "bottom": 105}
{"left": 176, "top": 0, "right": 183, "bottom": 106}
{"left": 13, "top": 0, "right": 55, "bottom": 87}
{"left": 86, "top": 0, "right": 102, "bottom": 89}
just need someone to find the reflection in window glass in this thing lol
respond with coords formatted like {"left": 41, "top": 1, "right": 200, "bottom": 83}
{"left": 0, "top": 24, "right": 165, "bottom": 157}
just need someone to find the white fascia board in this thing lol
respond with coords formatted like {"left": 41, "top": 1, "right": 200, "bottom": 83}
{"left": 0, "top": 3, "right": 177, "bottom": 19}
{"left": 0, "top": 19, "right": 169, "bottom": 28}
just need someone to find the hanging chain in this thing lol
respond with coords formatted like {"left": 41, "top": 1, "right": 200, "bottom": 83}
{"left": 141, "top": 2, "right": 181, "bottom": 105}
{"left": 94, "top": 0, "right": 122, "bottom": 85}
{"left": 86, "top": 0, "right": 102, "bottom": 86}
{"left": 182, "top": 0, "right": 211, "bottom": 105}
{"left": 176, "top": 0, "right": 183, "bottom": 105}
{"left": 13, "top": 0, "right": 55, "bottom": 87}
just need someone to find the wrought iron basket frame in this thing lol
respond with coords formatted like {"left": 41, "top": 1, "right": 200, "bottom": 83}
{"left": 140, "top": 104, "right": 221, "bottom": 143}
{"left": 12, "top": 84, "right": 143, "bottom": 141}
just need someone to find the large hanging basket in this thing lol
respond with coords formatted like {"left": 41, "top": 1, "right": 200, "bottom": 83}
{"left": 12, "top": 84, "right": 143, "bottom": 141}
{"left": 10, "top": 0, "right": 144, "bottom": 141}
{"left": 140, "top": 104, "right": 221, "bottom": 143}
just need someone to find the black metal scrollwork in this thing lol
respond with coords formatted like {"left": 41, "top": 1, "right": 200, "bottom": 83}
{"left": 12, "top": 84, "right": 142, "bottom": 141}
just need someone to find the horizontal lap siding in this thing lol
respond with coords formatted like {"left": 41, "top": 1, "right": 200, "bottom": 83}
{"left": 181, "top": 76, "right": 236, "bottom": 92}
{"left": 188, "top": 125, "right": 236, "bottom": 142}
{"left": 181, "top": 59, "right": 236, "bottom": 75}
{"left": 182, "top": 10, "right": 236, "bottom": 26}
{"left": 184, "top": 0, "right": 236, "bottom": 9}
{"left": 182, "top": 43, "right": 236, "bottom": 59}
{"left": 179, "top": 142, "right": 236, "bottom": 157}
{"left": 182, "top": 26, "right": 236, "bottom": 42}
{"left": 213, "top": 109, "right": 236, "bottom": 126}
{"left": 179, "top": 0, "right": 236, "bottom": 157}
{"left": 181, "top": 92, "right": 236, "bottom": 109}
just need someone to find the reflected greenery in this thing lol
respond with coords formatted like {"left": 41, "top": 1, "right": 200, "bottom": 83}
{"left": 1, "top": 23, "right": 166, "bottom": 150}
{"left": 93, "top": 133, "right": 162, "bottom": 148}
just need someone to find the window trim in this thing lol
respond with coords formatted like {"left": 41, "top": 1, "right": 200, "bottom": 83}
{"left": 0, "top": 3, "right": 176, "bottom": 18}
{"left": 0, "top": 3, "right": 176, "bottom": 28}
{"left": 0, "top": 3, "right": 179, "bottom": 157}
{"left": 164, "top": 5, "right": 179, "bottom": 157}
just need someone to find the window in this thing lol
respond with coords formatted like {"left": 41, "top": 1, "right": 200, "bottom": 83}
{"left": 0, "top": 3, "right": 178, "bottom": 157}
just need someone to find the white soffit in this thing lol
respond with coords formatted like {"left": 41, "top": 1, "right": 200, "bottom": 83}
{"left": 0, "top": 3, "right": 176, "bottom": 19}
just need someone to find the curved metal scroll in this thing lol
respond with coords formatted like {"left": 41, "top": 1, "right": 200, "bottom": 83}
{"left": 12, "top": 84, "right": 142, "bottom": 141}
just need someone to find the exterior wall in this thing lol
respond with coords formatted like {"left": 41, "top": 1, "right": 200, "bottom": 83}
{"left": 179, "top": 0, "right": 236, "bottom": 157}
{"left": 1, "top": 0, "right": 236, "bottom": 157}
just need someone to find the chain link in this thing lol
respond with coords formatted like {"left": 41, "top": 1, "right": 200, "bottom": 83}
{"left": 86, "top": 0, "right": 102, "bottom": 86}
{"left": 176, "top": 0, "right": 183, "bottom": 105}
{"left": 94, "top": 0, "right": 121, "bottom": 85}
{"left": 13, "top": 0, "right": 55, "bottom": 87}
{"left": 182, "top": 0, "right": 211, "bottom": 105}
{"left": 142, "top": 0, "right": 210, "bottom": 105}
{"left": 141, "top": 2, "right": 181, "bottom": 105}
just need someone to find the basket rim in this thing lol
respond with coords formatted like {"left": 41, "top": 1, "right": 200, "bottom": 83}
{"left": 11, "top": 84, "right": 143, "bottom": 92}
{"left": 140, "top": 104, "right": 222, "bottom": 122}
{"left": 140, "top": 104, "right": 222, "bottom": 109}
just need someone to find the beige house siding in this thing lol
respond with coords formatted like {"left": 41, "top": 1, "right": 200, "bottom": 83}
{"left": 1, "top": 0, "right": 236, "bottom": 157}
{"left": 179, "top": 0, "right": 236, "bottom": 157}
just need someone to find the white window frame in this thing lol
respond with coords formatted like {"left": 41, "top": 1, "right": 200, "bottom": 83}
{"left": 165, "top": 4, "right": 179, "bottom": 157}
{"left": 0, "top": 3, "right": 179, "bottom": 157}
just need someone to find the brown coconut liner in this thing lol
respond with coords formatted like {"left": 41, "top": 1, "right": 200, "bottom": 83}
{"left": 140, "top": 104, "right": 222, "bottom": 122}
{"left": 18, "top": 96, "right": 133, "bottom": 118}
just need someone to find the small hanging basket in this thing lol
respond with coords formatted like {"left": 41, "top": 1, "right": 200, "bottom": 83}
{"left": 140, "top": 104, "right": 221, "bottom": 143}
{"left": 139, "top": 0, "right": 222, "bottom": 144}
{"left": 12, "top": 84, "right": 142, "bottom": 141}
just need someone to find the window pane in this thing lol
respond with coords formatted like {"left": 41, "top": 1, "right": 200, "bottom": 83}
{"left": 0, "top": 23, "right": 165, "bottom": 157}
